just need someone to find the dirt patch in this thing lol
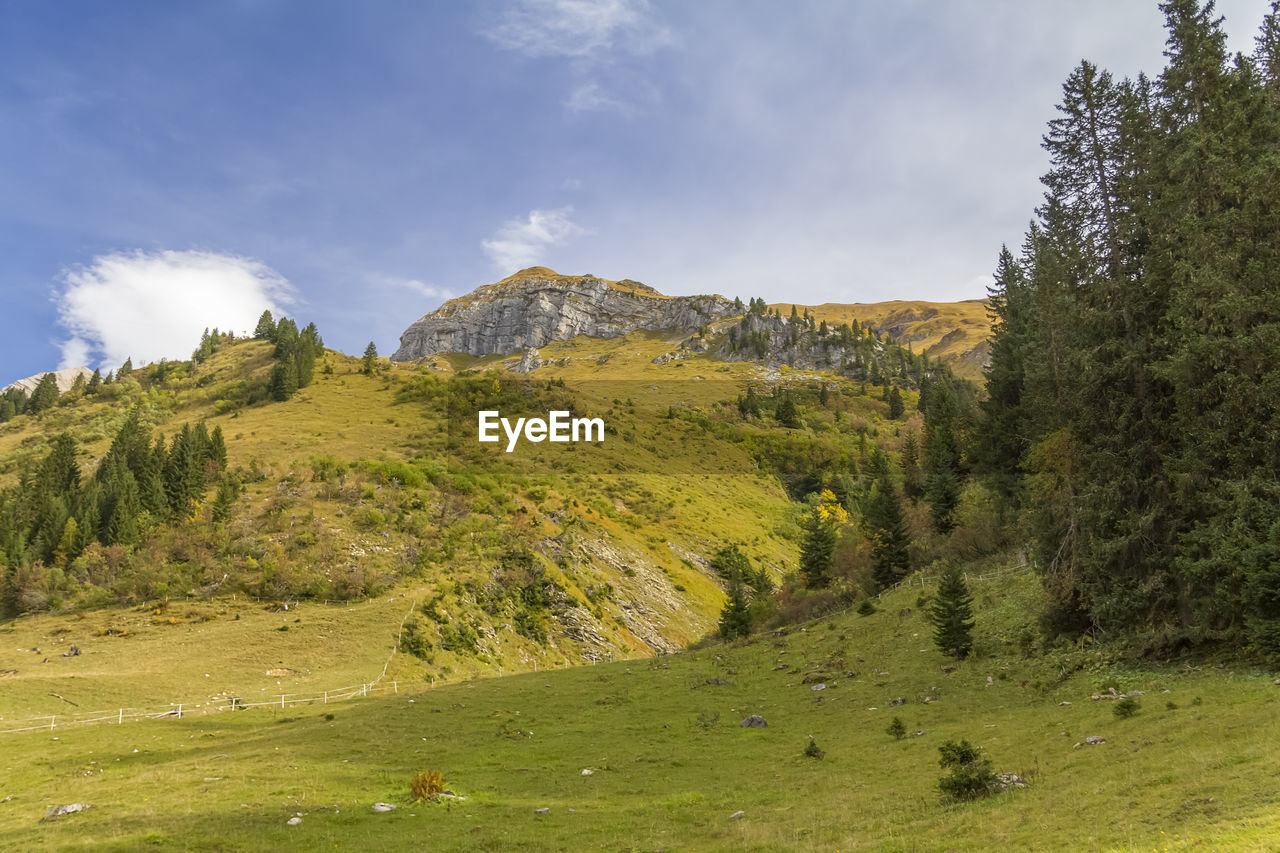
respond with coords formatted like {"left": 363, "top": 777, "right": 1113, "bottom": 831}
{"left": 266, "top": 668, "right": 298, "bottom": 677}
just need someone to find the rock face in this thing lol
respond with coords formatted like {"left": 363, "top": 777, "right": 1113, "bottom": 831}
{"left": 392, "top": 267, "right": 737, "bottom": 361}
{"left": 3, "top": 367, "right": 93, "bottom": 396}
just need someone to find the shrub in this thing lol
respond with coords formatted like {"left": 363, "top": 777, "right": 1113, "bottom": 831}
{"left": 353, "top": 507, "right": 386, "bottom": 531}
{"left": 937, "top": 739, "right": 1000, "bottom": 802}
{"left": 803, "top": 737, "right": 826, "bottom": 759}
{"left": 886, "top": 716, "right": 907, "bottom": 740}
{"left": 1113, "top": 696, "right": 1140, "bottom": 719}
{"left": 410, "top": 768, "right": 446, "bottom": 803}
{"left": 857, "top": 599, "right": 877, "bottom": 616}
{"left": 400, "top": 617, "right": 433, "bottom": 660}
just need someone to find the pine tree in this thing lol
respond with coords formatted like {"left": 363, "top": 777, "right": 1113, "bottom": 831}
{"left": 211, "top": 474, "right": 240, "bottom": 524}
{"left": 26, "top": 373, "right": 60, "bottom": 414}
{"left": 254, "top": 310, "right": 276, "bottom": 340}
{"left": 209, "top": 426, "right": 228, "bottom": 471}
{"left": 105, "top": 468, "right": 140, "bottom": 545}
{"left": 362, "top": 342, "right": 379, "bottom": 376}
{"left": 85, "top": 369, "right": 102, "bottom": 394}
{"left": 923, "top": 378, "right": 963, "bottom": 534}
{"left": 718, "top": 577, "right": 753, "bottom": 640}
{"left": 775, "top": 393, "right": 801, "bottom": 429}
{"left": 799, "top": 491, "right": 846, "bottom": 588}
{"left": 887, "top": 386, "right": 905, "bottom": 420}
{"left": 269, "top": 354, "right": 299, "bottom": 401}
{"left": 118, "top": 357, "right": 133, "bottom": 377}
{"left": 865, "top": 455, "right": 911, "bottom": 591}
{"left": 930, "top": 564, "right": 975, "bottom": 659}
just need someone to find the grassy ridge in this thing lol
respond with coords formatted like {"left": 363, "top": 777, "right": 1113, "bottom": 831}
{"left": 2, "top": 570, "right": 1277, "bottom": 851}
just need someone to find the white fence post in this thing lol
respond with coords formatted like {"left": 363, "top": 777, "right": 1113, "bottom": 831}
{"left": 281, "top": 695, "right": 286, "bottom": 709}
{"left": 177, "top": 704, "right": 183, "bottom": 719}
{"left": 393, "top": 682, "right": 398, "bottom": 694}
{"left": 50, "top": 716, "right": 55, "bottom": 731}
{"left": 324, "top": 691, "right": 328, "bottom": 704}
{"left": 118, "top": 709, "right": 123, "bottom": 725}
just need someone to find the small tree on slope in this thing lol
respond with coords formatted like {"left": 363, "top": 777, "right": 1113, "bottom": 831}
{"left": 930, "top": 563, "right": 975, "bottom": 658}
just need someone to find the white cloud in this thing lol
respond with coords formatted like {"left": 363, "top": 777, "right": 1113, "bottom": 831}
{"left": 483, "top": 0, "right": 672, "bottom": 114}
{"left": 55, "top": 250, "right": 293, "bottom": 370}
{"left": 483, "top": 0, "right": 671, "bottom": 59}
{"left": 370, "top": 274, "right": 453, "bottom": 302}
{"left": 481, "top": 207, "right": 589, "bottom": 272}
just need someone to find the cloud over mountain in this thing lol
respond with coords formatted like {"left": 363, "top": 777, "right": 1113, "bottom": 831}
{"left": 55, "top": 250, "right": 293, "bottom": 370}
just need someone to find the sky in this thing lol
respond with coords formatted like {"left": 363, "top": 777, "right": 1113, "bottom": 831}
{"left": 0, "top": 0, "right": 1273, "bottom": 381}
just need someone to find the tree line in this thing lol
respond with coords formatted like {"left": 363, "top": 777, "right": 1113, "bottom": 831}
{"left": 979, "top": 1, "right": 1280, "bottom": 655}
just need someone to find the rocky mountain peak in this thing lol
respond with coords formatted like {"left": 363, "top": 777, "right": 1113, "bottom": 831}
{"left": 391, "top": 268, "right": 737, "bottom": 361}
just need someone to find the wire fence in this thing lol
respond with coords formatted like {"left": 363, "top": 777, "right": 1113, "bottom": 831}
{"left": 0, "top": 560, "right": 1037, "bottom": 736}
{"left": 0, "top": 598, "right": 418, "bottom": 737}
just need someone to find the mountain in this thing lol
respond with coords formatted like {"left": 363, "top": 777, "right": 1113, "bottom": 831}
{"left": 392, "top": 267, "right": 738, "bottom": 361}
{"left": 2, "top": 366, "right": 93, "bottom": 395}
{"left": 773, "top": 300, "right": 991, "bottom": 379}
{"left": 392, "top": 268, "right": 992, "bottom": 379}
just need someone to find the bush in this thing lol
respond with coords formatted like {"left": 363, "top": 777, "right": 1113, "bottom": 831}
{"left": 937, "top": 739, "right": 1000, "bottom": 802}
{"left": 886, "top": 716, "right": 906, "bottom": 740}
{"left": 400, "top": 617, "right": 433, "bottom": 660}
{"left": 857, "top": 599, "right": 877, "bottom": 616}
{"left": 410, "top": 768, "right": 446, "bottom": 802}
{"left": 803, "top": 737, "right": 825, "bottom": 759}
{"left": 1113, "top": 696, "right": 1140, "bottom": 719}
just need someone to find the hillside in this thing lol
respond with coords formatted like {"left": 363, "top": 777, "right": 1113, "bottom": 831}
{"left": 1, "top": 306, "right": 952, "bottom": 692}
{"left": 772, "top": 300, "right": 991, "bottom": 379}
{"left": 3, "top": 569, "right": 1278, "bottom": 850}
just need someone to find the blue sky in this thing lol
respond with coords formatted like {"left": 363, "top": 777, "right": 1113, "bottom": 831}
{"left": 0, "top": 0, "right": 1272, "bottom": 381}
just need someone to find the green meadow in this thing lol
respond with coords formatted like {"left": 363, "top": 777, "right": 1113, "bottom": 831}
{"left": 3, "top": 570, "right": 1278, "bottom": 851}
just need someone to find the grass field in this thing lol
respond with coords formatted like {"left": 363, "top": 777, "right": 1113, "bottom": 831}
{"left": 3, "top": 569, "right": 1278, "bottom": 851}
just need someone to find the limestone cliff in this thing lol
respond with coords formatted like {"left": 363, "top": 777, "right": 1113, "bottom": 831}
{"left": 391, "top": 267, "right": 738, "bottom": 361}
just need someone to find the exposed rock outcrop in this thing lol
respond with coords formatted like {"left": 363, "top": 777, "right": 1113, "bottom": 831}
{"left": 392, "top": 267, "right": 737, "bottom": 361}
{"left": 2, "top": 367, "right": 93, "bottom": 396}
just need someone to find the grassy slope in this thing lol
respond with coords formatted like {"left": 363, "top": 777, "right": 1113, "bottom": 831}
{"left": 772, "top": 299, "right": 992, "bottom": 379}
{"left": 1, "top": 331, "right": 914, "bottom": 715}
{"left": 2, "top": 570, "right": 1277, "bottom": 851}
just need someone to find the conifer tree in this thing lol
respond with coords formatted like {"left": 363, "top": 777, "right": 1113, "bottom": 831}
{"left": 799, "top": 490, "right": 846, "bottom": 588}
{"left": 718, "top": 577, "right": 753, "bottom": 640}
{"left": 26, "top": 373, "right": 60, "bottom": 414}
{"left": 887, "top": 386, "right": 905, "bottom": 420}
{"left": 362, "top": 342, "right": 379, "bottom": 376}
{"left": 254, "top": 310, "right": 276, "bottom": 340}
{"left": 775, "top": 393, "right": 801, "bottom": 429}
{"left": 930, "top": 564, "right": 975, "bottom": 659}
{"left": 865, "top": 455, "right": 911, "bottom": 591}
{"left": 269, "top": 353, "right": 299, "bottom": 401}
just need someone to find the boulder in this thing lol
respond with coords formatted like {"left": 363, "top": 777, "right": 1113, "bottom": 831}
{"left": 739, "top": 715, "right": 768, "bottom": 728}
{"left": 42, "top": 803, "right": 91, "bottom": 821}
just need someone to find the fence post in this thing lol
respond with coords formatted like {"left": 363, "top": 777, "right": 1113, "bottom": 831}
{"left": 362, "top": 684, "right": 367, "bottom": 697}
{"left": 324, "top": 691, "right": 328, "bottom": 704}
{"left": 177, "top": 704, "right": 183, "bottom": 719}
{"left": 50, "top": 716, "right": 55, "bottom": 731}
{"left": 118, "top": 708, "right": 123, "bottom": 725}
{"left": 393, "top": 682, "right": 398, "bottom": 694}
{"left": 281, "top": 694, "right": 286, "bottom": 710}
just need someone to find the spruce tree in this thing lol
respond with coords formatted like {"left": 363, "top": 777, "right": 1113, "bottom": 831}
{"left": 254, "top": 310, "right": 276, "bottom": 340}
{"left": 799, "top": 493, "right": 845, "bottom": 588}
{"left": 269, "top": 354, "right": 299, "bottom": 401}
{"left": 362, "top": 342, "right": 379, "bottom": 376}
{"left": 865, "top": 456, "right": 911, "bottom": 591}
{"left": 26, "top": 373, "right": 60, "bottom": 414}
{"left": 718, "top": 578, "right": 753, "bottom": 640}
{"left": 775, "top": 393, "right": 801, "bottom": 429}
{"left": 930, "top": 564, "right": 975, "bottom": 659}
{"left": 887, "top": 386, "right": 904, "bottom": 420}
